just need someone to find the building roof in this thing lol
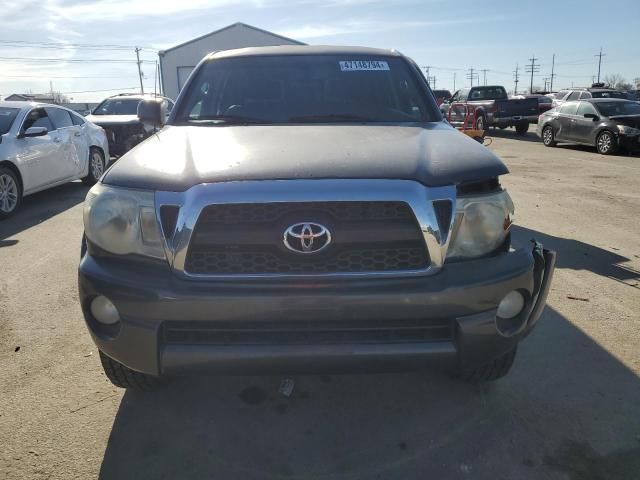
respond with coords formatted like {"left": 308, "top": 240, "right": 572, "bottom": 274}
{"left": 159, "top": 22, "right": 305, "bottom": 55}
{"left": 0, "top": 100, "right": 41, "bottom": 109}
{"left": 207, "top": 44, "right": 402, "bottom": 60}
{"left": 4, "top": 93, "right": 54, "bottom": 101}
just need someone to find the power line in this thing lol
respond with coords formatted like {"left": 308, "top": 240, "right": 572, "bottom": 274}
{"left": 135, "top": 47, "right": 144, "bottom": 94}
{"left": 595, "top": 47, "right": 605, "bottom": 83}
{"left": 525, "top": 55, "right": 540, "bottom": 94}
{"left": 549, "top": 53, "right": 556, "bottom": 91}
{"left": 466, "top": 67, "right": 479, "bottom": 87}
{"left": 1, "top": 74, "right": 136, "bottom": 79}
{"left": 60, "top": 87, "right": 140, "bottom": 94}
{"left": 0, "top": 56, "right": 155, "bottom": 64}
{"left": 0, "top": 39, "right": 156, "bottom": 51}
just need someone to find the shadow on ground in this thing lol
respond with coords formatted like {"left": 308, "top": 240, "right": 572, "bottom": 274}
{"left": 512, "top": 226, "right": 639, "bottom": 289}
{"left": 98, "top": 304, "right": 640, "bottom": 479}
{"left": 0, "top": 181, "right": 88, "bottom": 242}
{"left": 487, "top": 128, "right": 541, "bottom": 143}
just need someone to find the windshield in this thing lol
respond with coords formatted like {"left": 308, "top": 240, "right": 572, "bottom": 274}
{"left": 591, "top": 90, "right": 626, "bottom": 99}
{"left": 595, "top": 101, "right": 640, "bottom": 116}
{"left": 0, "top": 107, "right": 20, "bottom": 135}
{"left": 93, "top": 98, "right": 141, "bottom": 115}
{"left": 172, "top": 55, "right": 437, "bottom": 124}
{"left": 469, "top": 87, "right": 507, "bottom": 101}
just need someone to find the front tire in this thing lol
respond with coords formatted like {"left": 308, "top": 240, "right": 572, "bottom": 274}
{"left": 99, "top": 351, "right": 165, "bottom": 390}
{"left": 452, "top": 346, "right": 518, "bottom": 382}
{"left": 596, "top": 130, "right": 618, "bottom": 155}
{"left": 542, "top": 125, "right": 557, "bottom": 147}
{"left": 82, "top": 147, "right": 105, "bottom": 186}
{"left": 0, "top": 167, "right": 22, "bottom": 220}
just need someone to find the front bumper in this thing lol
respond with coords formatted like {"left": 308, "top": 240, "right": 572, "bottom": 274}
{"left": 619, "top": 133, "right": 640, "bottom": 152}
{"left": 78, "top": 244, "right": 556, "bottom": 376}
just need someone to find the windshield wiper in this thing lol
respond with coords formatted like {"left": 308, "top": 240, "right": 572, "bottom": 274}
{"left": 185, "top": 115, "right": 273, "bottom": 125}
{"left": 288, "top": 114, "right": 376, "bottom": 123}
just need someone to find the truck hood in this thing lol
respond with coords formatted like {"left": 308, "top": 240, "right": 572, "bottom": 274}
{"left": 85, "top": 114, "right": 140, "bottom": 125}
{"left": 103, "top": 123, "right": 508, "bottom": 191}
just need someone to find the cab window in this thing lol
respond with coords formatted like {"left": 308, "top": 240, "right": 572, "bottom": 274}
{"left": 71, "top": 112, "right": 86, "bottom": 126}
{"left": 46, "top": 108, "right": 73, "bottom": 129}
{"left": 22, "top": 108, "right": 54, "bottom": 132}
{"left": 559, "top": 103, "right": 579, "bottom": 115}
{"left": 576, "top": 102, "right": 598, "bottom": 116}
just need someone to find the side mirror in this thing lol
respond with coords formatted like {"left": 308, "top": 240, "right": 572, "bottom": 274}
{"left": 137, "top": 99, "right": 166, "bottom": 128}
{"left": 584, "top": 113, "right": 599, "bottom": 121}
{"left": 19, "top": 126, "right": 48, "bottom": 138}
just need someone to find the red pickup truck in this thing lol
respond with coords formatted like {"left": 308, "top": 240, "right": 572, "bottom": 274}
{"left": 441, "top": 85, "right": 539, "bottom": 135}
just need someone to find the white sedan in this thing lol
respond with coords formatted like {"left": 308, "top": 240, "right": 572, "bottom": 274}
{"left": 0, "top": 101, "right": 109, "bottom": 219}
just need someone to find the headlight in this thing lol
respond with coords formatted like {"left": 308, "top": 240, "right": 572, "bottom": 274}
{"left": 616, "top": 125, "right": 640, "bottom": 135}
{"left": 83, "top": 183, "right": 165, "bottom": 259}
{"left": 446, "top": 190, "right": 514, "bottom": 259}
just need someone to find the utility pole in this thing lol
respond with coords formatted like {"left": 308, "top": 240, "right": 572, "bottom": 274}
{"left": 513, "top": 64, "right": 520, "bottom": 95}
{"left": 543, "top": 77, "right": 550, "bottom": 91}
{"left": 549, "top": 53, "right": 556, "bottom": 92}
{"left": 481, "top": 69, "right": 488, "bottom": 86}
{"left": 135, "top": 47, "right": 144, "bottom": 94}
{"left": 453, "top": 72, "right": 456, "bottom": 91}
{"left": 466, "top": 67, "right": 478, "bottom": 87}
{"left": 525, "top": 55, "right": 540, "bottom": 94}
{"left": 595, "top": 47, "right": 605, "bottom": 84}
{"left": 432, "top": 76, "right": 436, "bottom": 89}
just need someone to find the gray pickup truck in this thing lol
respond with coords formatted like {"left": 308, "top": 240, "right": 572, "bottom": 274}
{"left": 442, "top": 86, "right": 539, "bottom": 135}
{"left": 79, "top": 46, "right": 555, "bottom": 389}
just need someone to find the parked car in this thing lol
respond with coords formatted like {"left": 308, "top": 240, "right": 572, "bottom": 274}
{"left": 432, "top": 89, "right": 452, "bottom": 106}
{"left": 0, "top": 101, "right": 109, "bottom": 219}
{"left": 550, "top": 88, "right": 627, "bottom": 108}
{"left": 79, "top": 45, "right": 556, "bottom": 389}
{"left": 85, "top": 93, "right": 174, "bottom": 156}
{"left": 537, "top": 98, "right": 640, "bottom": 154}
{"left": 441, "top": 85, "right": 539, "bottom": 134}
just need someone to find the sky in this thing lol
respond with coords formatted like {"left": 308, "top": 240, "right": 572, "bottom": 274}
{"left": 1, "top": 0, "right": 639, "bottom": 102}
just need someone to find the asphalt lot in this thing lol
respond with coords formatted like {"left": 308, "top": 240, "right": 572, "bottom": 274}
{"left": 1, "top": 127, "right": 639, "bottom": 479}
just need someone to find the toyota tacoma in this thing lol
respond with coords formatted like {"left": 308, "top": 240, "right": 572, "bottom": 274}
{"left": 79, "top": 46, "right": 556, "bottom": 389}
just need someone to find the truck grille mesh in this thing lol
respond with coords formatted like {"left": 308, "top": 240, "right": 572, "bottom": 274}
{"left": 185, "top": 202, "right": 429, "bottom": 275}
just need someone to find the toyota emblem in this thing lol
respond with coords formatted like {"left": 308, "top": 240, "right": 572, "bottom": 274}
{"left": 283, "top": 222, "right": 331, "bottom": 254}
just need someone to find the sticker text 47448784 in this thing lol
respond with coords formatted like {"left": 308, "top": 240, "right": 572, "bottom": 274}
{"left": 339, "top": 60, "right": 390, "bottom": 72}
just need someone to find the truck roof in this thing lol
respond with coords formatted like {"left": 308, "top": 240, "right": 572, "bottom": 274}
{"left": 207, "top": 45, "right": 403, "bottom": 60}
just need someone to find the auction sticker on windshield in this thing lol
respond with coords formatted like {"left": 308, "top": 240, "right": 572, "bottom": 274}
{"left": 339, "top": 60, "right": 390, "bottom": 71}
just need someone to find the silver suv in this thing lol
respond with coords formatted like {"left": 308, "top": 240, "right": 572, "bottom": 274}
{"left": 79, "top": 46, "right": 556, "bottom": 389}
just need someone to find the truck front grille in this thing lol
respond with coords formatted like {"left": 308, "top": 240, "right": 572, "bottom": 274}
{"left": 184, "top": 202, "right": 429, "bottom": 276}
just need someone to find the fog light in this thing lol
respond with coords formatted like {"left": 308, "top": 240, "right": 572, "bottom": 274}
{"left": 90, "top": 296, "right": 120, "bottom": 325}
{"left": 497, "top": 290, "right": 525, "bottom": 319}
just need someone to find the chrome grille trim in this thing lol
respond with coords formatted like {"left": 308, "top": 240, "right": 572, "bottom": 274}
{"left": 155, "top": 179, "right": 456, "bottom": 280}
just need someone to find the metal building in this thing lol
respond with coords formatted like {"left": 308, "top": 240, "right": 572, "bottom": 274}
{"left": 159, "top": 22, "right": 305, "bottom": 100}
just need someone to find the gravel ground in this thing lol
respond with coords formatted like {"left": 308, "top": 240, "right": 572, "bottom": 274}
{"left": 1, "top": 127, "right": 639, "bottom": 479}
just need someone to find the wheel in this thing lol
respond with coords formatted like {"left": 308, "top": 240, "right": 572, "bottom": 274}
{"left": 99, "top": 351, "right": 165, "bottom": 390}
{"left": 452, "top": 346, "right": 517, "bottom": 382}
{"left": 0, "top": 167, "right": 22, "bottom": 219}
{"left": 542, "top": 125, "right": 557, "bottom": 147}
{"left": 475, "top": 114, "right": 485, "bottom": 130}
{"left": 82, "top": 147, "right": 105, "bottom": 186}
{"left": 596, "top": 130, "right": 618, "bottom": 155}
{"left": 515, "top": 122, "right": 529, "bottom": 135}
